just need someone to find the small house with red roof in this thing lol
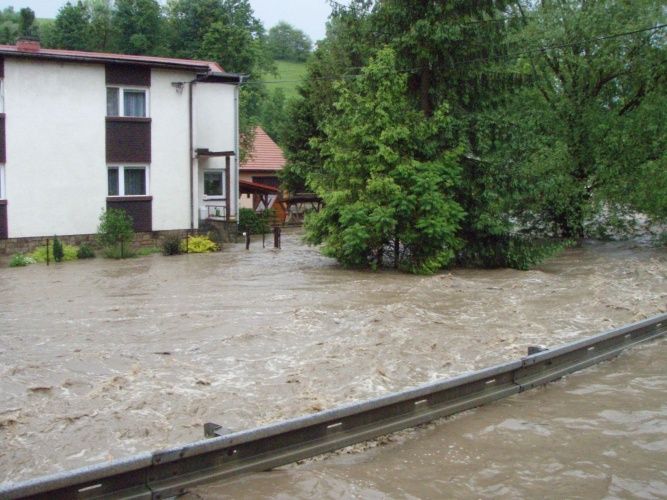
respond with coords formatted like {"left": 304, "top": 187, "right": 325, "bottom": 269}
{"left": 0, "top": 39, "right": 241, "bottom": 250}
{"left": 239, "top": 126, "right": 287, "bottom": 222}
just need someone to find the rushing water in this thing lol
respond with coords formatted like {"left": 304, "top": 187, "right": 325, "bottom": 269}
{"left": 0, "top": 230, "right": 665, "bottom": 484}
{"left": 191, "top": 337, "right": 667, "bottom": 499}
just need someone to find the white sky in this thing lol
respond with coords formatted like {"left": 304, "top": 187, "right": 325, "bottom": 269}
{"left": 0, "top": 0, "right": 340, "bottom": 42}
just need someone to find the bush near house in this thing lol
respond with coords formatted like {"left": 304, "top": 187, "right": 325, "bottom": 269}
{"left": 76, "top": 243, "right": 95, "bottom": 259}
{"left": 180, "top": 235, "right": 219, "bottom": 253}
{"left": 9, "top": 253, "right": 35, "bottom": 267}
{"left": 29, "top": 243, "right": 78, "bottom": 263}
{"left": 161, "top": 235, "right": 183, "bottom": 256}
{"left": 52, "top": 236, "right": 64, "bottom": 262}
{"left": 238, "top": 208, "right": 270, "bottom": 235}
{"left": 97, "top": 208, "right": 135, "bottom": 259}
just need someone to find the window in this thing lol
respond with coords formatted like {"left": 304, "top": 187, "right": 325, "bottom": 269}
{"left": 204, "top": 170, "right": 225, "bottom": 197}
{"left": 107, "top": 87, "right": 149, "bottom": 117}
{"left": 108, "top": 166, "right": 149, "bottom": 196}
{"left": 0, "top": 165, "right": 4, "bottom": 199}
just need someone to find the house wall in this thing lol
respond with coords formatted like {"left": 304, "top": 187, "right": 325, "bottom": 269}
{"left": 150, "top": 68, "right": 192, "bottom": 231}
{"left": 2, "top": 59, "right": 238, "bottom": 239}
{"left": 193, "top": 82, "right": 238, "bottom": 221}
{"left": 5, "top": 59, "right": 106, "bottom": 237}
{"left": 239, "top": 171, "right": 254, "bottom": 210}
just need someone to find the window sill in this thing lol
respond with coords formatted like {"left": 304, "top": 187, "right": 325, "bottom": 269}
{"left": 203, "top": 195, "right": 226, "bottom": 201}
{"left": 106, "top": 116, "right": 151, "bottom": 123}
{"left": 107, "top": 195, "right": 152, "bottom": 202}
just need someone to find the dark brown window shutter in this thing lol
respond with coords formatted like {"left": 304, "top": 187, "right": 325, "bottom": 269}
{"left": 106, "top": 117, "right": 151, "bottom": 163}
{"left": 106, "top": 196, "right": 153, "bottom": 232}
{"left": 105, "top": 64, "right": 150, "bottom": 87}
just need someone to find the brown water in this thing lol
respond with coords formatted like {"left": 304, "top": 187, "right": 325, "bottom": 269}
{"left": 191, "top": 337, "right": 667, "bottom": 499}
{"left": 0, "top": 230, "right": 665, "bottom": 484}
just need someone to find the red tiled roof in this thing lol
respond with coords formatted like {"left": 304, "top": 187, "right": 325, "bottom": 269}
{"left": 0, "top": 43, "right": 225, "bottom": 74}
{"left": 240, "top": 127, "right": 286, "bottom": 171}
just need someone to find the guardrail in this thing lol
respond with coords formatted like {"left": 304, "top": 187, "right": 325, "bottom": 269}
{"left": 2, "top": 313, "right": 665, "bottom": 499}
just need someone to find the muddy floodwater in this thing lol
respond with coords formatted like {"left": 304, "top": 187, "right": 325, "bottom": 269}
{"left": 0, "top": 230, "right": 665, "bottom": 484}
{"left": 192, "top": 337, "right": 667, "bottom": 499}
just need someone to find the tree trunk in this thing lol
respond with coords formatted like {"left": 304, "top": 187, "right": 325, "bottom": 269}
{"left": 419, "top": 65, "right": 433, "bottom": 117}
{"left": 394, "top": 237, "right": 400, "bottom": 269}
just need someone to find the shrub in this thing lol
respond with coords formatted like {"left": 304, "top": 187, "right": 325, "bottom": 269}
{"left": 161, "top": 235, "right": 182, "bottom": 256}
{"left": 30, "top": 243, "right": 78, "bottom": 263}
{"left": 457, "top": 235, "right": 570, "bottom": 271}
{"left": 97, "top": 208, "right": 134, "bottom": 258}
{"left": 9, "top": 253, "right": 35, "bottom": 267}
{"left": 52, "top": 236, "right": 64, "bottom": 262}
{"left": 238, "top": 208, "right": 269, "bottom": 235}
{"left": 76, "top": 243, "right": 95, "bottom": 259}
{"left": 180, "top": 235, "right": 219, "bottom": 253}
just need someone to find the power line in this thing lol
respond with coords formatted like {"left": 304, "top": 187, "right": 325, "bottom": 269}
{"left": 244, "top": 23, "right": 666, "bottom": 87}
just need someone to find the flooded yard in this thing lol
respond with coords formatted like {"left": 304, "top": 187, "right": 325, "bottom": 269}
{"left": 0, "top": 229, "right": 665, "bottom": 483}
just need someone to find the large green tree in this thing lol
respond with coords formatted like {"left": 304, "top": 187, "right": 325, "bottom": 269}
{"left": 281, "top": 0, "right": 375, "bottom": 193}
{"left": 0, "top": 7, "right": 20, "bottom": 44}
{"left": 306, "top": 48, "right": 464, "bottom": 273}
{"left": 87, "top": 0, "right": 114, "bottom": 51}
{"left": 506, "top": 0, "right": 666, "bottom": 237}
{"left": 52, "top": 1, "right": 91, "bottom": 50}
{"left": 18, "top": 7, "right": 36, "bottom": 37}
{"left": 112, "top": 0, "right": 163, "bottom": 55}
{"left": 266, "top": 21, "right": 312, "bottom": 62}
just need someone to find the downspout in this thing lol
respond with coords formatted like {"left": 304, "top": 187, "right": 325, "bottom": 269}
{"left": 188, "top": 79, "right": 196, "bottom": 230}
{"left": 234, "top": 77, "right": 243, "bottom": 222}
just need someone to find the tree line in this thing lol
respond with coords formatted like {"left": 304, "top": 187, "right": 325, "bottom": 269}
{"left": 276, "top": 0, "right": 666, "bottom": 273}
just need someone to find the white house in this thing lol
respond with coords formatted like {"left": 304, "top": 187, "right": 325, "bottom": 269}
{"left": 0, "top": 39, "right": 241, "bottom": 245}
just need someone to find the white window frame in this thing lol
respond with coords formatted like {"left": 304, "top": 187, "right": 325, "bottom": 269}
{"left": 203, "top": 169, "right": 226, "bottom": 200}
{"left": 106, "top": 86, "right": 150, "bottom": 118}
{"left": 108, "top": 165, "right": 150, "bottom": 197}
{"left": 0, "top": 165, "right": 5, "bottom": 199}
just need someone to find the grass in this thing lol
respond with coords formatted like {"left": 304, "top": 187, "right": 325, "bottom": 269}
{"left": 136, "top": 246, "right": 161, "bottom": 256}
{"left": 262, "top": 60, "right": 307, "bottom": 100}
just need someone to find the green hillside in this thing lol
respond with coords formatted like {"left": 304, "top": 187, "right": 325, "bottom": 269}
{"left": 262, "top": 60, "right": 307, "bottom": 100}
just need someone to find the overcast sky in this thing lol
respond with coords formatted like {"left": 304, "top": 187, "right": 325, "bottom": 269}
{"left": 0, "top": 0, "right": 339, "bottom": 42}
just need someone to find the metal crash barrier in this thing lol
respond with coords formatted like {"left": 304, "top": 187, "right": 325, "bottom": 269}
{"left": 1, "top": 313, "right": 665, "bottom": 499}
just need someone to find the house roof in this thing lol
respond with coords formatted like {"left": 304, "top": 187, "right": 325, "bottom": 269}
{"left": 240, "top": 127, "right": 286, "bottom": 172}
{"left": 239, "top": 179, "right": 281, "bottom": 195}
{"left": 0, "top": 42, "right": 239, "bottom": 81}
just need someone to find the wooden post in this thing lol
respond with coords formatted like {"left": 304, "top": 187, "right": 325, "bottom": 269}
{"left": 273, "top": 226, "right": 281, "bottom": 249}
{"left": 46, "top": 238, "right": 50, "bottom": 266}
{"left": 245, "top": 232, "right": 250, "bottom": 250}
{"left": 225, "top": 156, "right": 231, "bottom": 222}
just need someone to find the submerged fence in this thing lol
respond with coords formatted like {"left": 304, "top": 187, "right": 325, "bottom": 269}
{"left": 1, "top": 313, "right": 665, "bottom": 499}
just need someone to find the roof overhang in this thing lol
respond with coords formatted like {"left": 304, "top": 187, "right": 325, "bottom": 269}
{"left": 0, "top": 45, "right": 242, "bottom": 83}
{"left": 196, "top": 72, "right": 243, "bottom": 84}
{"left": 196, "top": 149, "right": 236, "bottom": 158}
{"left": 239, "top": 179, "right": 281, "bottom": 195}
